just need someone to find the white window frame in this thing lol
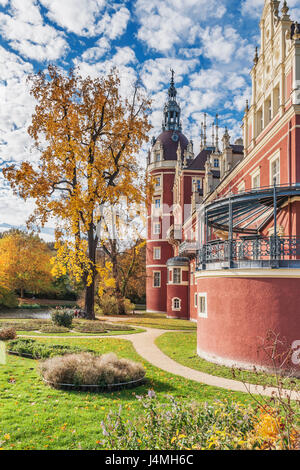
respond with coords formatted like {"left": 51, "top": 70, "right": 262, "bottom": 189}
{"left": 153, "top": 271, "right": 161, "bottom": 288}
{"left": 237, "top": 181, "right": 245, "bottom": 193}
{"left": 194, "top": 293, "right": 198, "bottom": 308}
{"left": 173, "top": 268, "right": 181, "bottom": 284}
{"left": 214, "top": 158, "right": 219, "bottom": 168}
{"left": 154, "top": 198, "right": 161, "bottom": 209}
{"left": 155, "top": 175, "right": 162, "bottom": 189}
{"left": 251, "top": 169, "right": 260, "bottom": 189}
{"left": 172, "top": 297, "right": 181, "bottom": 311}
{"left": 153, "top": 223, "right": 161, "bottom": 235}
{"left": 269, "top": 154, "right": 280, "bottom": 186}
{"left": 198, "top": 293, "right": 207, "bottom": 318}
{"left": 153, "top": 247, "right": 161, "bottom": 260}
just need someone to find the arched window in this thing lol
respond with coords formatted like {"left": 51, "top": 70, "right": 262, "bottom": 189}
{"left": 172, "top": 298, "right": 181, "bottom": 311}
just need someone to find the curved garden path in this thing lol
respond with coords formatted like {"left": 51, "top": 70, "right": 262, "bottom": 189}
{"left": 21, "top": 326, "right": 298, "bottom": 399}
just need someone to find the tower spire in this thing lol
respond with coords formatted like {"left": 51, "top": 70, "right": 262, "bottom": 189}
{"left": 203, "top": 113, "right": 207, "bottom": 148}
{"left": 215, "top": 114, "right": 219, "bottom": 152}
{"left": 162, "top": 70, "right": 182, "bottom": 132}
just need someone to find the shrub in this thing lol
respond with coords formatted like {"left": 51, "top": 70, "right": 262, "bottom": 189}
{"left": 0, "top": 327, "right": 16, "bottom": 341}
{"left": 39, "top": 352, "right": 145, "bottom": 387}
{"left": 39, "top": 325, "right": 70, "bottom": 334}
{"left": 97, "top": 295, "right": 135, "bottom": 316}
{"left": 124, "top": 298, "right": 135, "bottom": 314}
{"left": 51, "top": 309, "right": 73, "bottom": 328}
{"left": 0, "top": 287, "right": 18, "bottom": 309}
{"left": 7, "top": 338, "right": 88, "bottom": 359}
{"left": 98, "top": 295, "right": 119, "bottom": 316}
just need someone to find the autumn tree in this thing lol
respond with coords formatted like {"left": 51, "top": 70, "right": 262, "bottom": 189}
{"left": 0, "top": 230, "right": 53, "bottom": 298}
{"left": 3, "top": 66, "right": 151, "bottom": 319}
{"left": 118, "top": 240, "right": 146, "bottom": 303}
{"left": 96, "top": 199, "right": 147, "bottom": 313}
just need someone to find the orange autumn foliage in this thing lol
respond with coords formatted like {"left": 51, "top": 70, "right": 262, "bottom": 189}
{"left": 0, "top": 231, "right": 53, "bottom": 297}
{"left": 3, "top": 66, "right": 151, "bottom": 318}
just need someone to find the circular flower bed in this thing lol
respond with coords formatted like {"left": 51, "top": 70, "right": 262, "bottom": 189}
{"left": 39, "top": 352, "right": 146, "bottom": 391}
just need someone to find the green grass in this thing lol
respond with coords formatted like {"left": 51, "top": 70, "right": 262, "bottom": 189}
{"left": 115, "top": 313, "right": 197, "bottom": 330}
{"left": 156, "top": 332, "right": 300, "bottom": 390}
{"left": 17, "top": 328, "right": 145, "bottom": 337}
{"left": 0, "top": 336, "right": 256, "bottom": 450}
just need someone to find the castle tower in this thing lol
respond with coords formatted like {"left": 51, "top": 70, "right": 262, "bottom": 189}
{"left": 146, "top": 72, "right": 190, "bottom": 313}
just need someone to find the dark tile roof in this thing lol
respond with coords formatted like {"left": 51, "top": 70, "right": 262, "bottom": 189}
{"left": 155, "top": 130, "right": 189, "bottom": 161}
{"left": 187, "top": 149, "right": 212, "bottom": 170}
{"left": 231, "top": 144, "right": 244, "bottom": 154}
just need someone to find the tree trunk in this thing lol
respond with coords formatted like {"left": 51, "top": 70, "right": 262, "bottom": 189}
{"left": 84, "top": 225, "right": 97, "bottom": 320}
{"left": 85, "top": 281, "right": 95, "bottom": 319}
{"left": 20, "top": 287, "right": 24, "bottom": 299}
{"left": 111, "top": 247, "right": 126, "bottom": 315}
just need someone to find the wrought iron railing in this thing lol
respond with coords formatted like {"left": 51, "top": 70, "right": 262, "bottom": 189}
{"left": 197, "top": 237, "right": 300, "bottom": 267}
{"left": 178, "top": 241, "right": 198, "bottom": 256}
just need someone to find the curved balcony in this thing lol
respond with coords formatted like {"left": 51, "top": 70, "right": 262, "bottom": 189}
{"left": 197, "top": 237, "right": 300, "bottom": 270}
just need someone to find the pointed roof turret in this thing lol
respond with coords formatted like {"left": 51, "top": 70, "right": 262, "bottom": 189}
{"left": 162, "top": 70, "right": 182, "bottom": 132}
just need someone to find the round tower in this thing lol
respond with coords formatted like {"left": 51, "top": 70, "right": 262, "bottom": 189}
{"left": 146, "top": 72, "right": 189, "bottom": 313}
{"left": 166, "top": 257, "right": 189, "bottom": 319}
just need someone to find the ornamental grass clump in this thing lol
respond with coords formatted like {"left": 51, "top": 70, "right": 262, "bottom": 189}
{"left": 39, "top": 352, "right": 145, "bottom": 388}
{"left": 0, "top": 327, "right": 16, "bottom": 341}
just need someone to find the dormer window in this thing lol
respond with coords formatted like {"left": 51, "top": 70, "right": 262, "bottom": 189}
{"left": 214, "top": 158, "right": 219, "bottom": 168}
{"left": 155, "top": 152, "right": 161, "bottom": 162}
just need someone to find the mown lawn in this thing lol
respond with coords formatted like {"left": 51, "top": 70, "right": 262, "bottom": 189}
{"left": 108, "top": 314, "right": 197, "bottom": 330}
{"left": 0, "top": 336, "right": 255, "bottom": 450}
{"left": 156, "top": 332, "right": 300, "bottom": 390}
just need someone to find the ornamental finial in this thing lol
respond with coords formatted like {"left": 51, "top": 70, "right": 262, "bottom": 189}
{"left": 254, "top": 47, "right": 259, "bottom": 65}
{"left": 281, "top": 1, "right": 290, "bottom": 19}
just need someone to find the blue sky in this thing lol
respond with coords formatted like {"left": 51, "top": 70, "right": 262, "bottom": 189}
{"left": 0, "top": 0, "right": 299, "bottom": 238}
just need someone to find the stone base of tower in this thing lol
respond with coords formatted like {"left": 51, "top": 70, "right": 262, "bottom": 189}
{"left": 196, "top": 273, "right": 300, "bottom": 376}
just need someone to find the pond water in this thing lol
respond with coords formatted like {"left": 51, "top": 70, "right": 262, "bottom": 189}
{"left": 0, "top": 310, "right": 51, "bottom": 319}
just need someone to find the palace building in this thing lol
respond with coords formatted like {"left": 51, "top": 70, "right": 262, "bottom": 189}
{"left": 146, "top": 0, "right": 300, "bottom": 374}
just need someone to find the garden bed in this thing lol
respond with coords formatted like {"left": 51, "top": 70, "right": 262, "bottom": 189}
{"left": 7, "top": 338, "right": 92, "bottom": 359}
{"left": 39, "top": 352, "right": 146, "bottom": 392}
{"left": 42, "top": 376, "right": 146, "bottom": 392}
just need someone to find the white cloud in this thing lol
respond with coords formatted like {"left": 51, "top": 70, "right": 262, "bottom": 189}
{"left": 141, "top": 58, "right": 199, "bottom": 93}
{"left": 241, "top": 0, "right": 264, "bottom": 18}
{"left": 74, "top": 46, "right": 138, "bottom": 97}
{"left": 40, "top": 0, "right": 105, "bottom": 36}
{"left": 99, "top": 7, "right": 131, "bottom": 40}
{"left": 40, "top": 0, "right": 130, "bottom": 39}
{"left": 135, "top": 0, "right": 226, "bottom": 52}
{"left": 81, "top": 37, "right": 110, "bottom": 62}
{"left": 242, "top": 0, "right": 300, "bottom": 20}
{"left": 0, "top": 0, "right": 68, "bottom": 61}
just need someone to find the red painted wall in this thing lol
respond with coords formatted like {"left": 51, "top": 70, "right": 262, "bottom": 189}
{"left": 167, "top": 284, "right": 189, "bottom": 319}
{"left": 196, "top": 276, "right": 300, "bottom": 372}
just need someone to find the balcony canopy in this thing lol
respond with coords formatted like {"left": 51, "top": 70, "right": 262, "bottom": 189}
{"left": 204, "top": 184, "right": 300, "bottom": 235}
